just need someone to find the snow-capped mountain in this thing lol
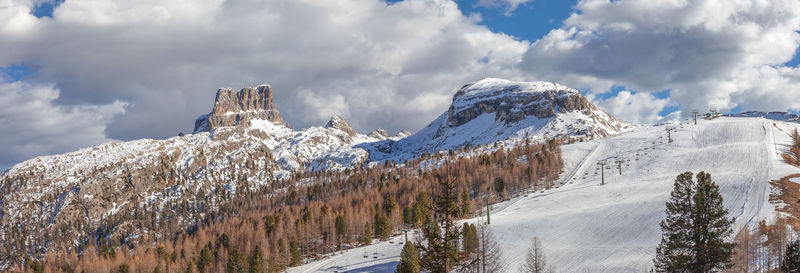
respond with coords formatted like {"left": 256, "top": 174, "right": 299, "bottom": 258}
{"left": 361, "top": 78, "right": 630, "bottom": 161}
{"left": 0, "top": 78, "right": 628, "bottom": 259}
{"left": 726, "top": 110, "right": 800, "bottom": 123}
{"left": 0, "top": 84, "right": 395, "bottom": 256}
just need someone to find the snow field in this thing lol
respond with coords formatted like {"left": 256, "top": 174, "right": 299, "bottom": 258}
{"left": 292, "top": 117, "right": 800, "bottom": 273}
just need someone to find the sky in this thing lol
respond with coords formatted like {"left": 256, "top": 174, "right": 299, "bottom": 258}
{"left": 1, "top": 0, "right": 800, "bottom": 170}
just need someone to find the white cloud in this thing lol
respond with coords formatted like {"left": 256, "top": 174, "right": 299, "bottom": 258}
{"left": 0, "top": 81, "right": 127, "bottom": 168}
{"left": 592, "top": 91, "right": 673, "bottom": 124}
{"left": 298, "top": 88, "right": 349, "bottom": 123}
{"left": 475, "top": 0, "right": 532, "bottom": 15}
{"left": 521, "top": 0, "right": 800, "bottom": 118}
{"left": 0, "top": 0, "right": 529, "bottom": 142}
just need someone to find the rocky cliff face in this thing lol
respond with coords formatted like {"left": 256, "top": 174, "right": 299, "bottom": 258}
{"left": 194, "top": 84, "right": 284, "bottom": 132}
{"left": 447, "top": 80, "right": 593, "bottom": 127}
{"left": 360, "top": 78, "right": 631, "bottom": 162}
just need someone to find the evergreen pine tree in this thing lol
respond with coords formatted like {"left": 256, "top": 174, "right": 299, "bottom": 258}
{"left": 462, "top": 223, "right": 478, "bottom": 255}
{"left": 29, "top": 259, "right": 43, "bottom": 273}
{"left": 396, "top": 238, "right": 421, "bottom": 273}
{"left": 460, "top": 188, "right": 471, "bottom": 217}
{"left": 403, "top": 207, "right": 414, "bottom": 226}
{"left": 782, "top": 240, "right": 800, "bottom": 273}
{"left": 289, "top": 239, "right": 302, "bottom": 266}
{"left": 413, "top": 192, "right": 432, "bottom": 227}
{"left": 375, "top": 213, "right": 392, "bottom": 241}
{"left": 335, "top": 215, "right": 346, "bottom": 250}
{"left": 198, "top": 245, "right": 212, "bottom": 272}
{"left": 248, "top": 245, "right": 264, "bottom": 273}
{"left": 417, "top": 175, "right": 461, "bottom": 273}
{"left": 277, "top": 238, "right": 288, "bottom": 271}
{"left": 363, "top": 222, "right": 373, "bottom": 246}
{"left": 226, "top": 249, "right": 245, "bottom": 273}
{"left": 653, "top": 171, "right": 734, "bottom": 272}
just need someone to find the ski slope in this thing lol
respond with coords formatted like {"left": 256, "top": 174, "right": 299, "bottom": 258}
{"left": 289, "top": 117, "right": 800, "bottom": 273}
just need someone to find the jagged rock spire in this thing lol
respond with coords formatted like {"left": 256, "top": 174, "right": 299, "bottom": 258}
{"left": 194, "top": 84, "right": 284, "bottom": 132}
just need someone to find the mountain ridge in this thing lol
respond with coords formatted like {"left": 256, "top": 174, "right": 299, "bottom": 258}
{"left": 0, "top": 77, "right": 630, "bottom": 261}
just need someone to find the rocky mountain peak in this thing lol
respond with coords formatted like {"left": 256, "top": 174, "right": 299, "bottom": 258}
{"left": 447, "top": 78, "right": 590, "bottom": 128}
{"left": 194, "top": 84, "right": 284, "bottom": 132}
{"left": 368, "top": 129, "right": 389, "bottom": 139}
{"left": 325, "top": 115, "right": 356, "bottom": 136}
{"left": 361, "top": 78, "right": 631, "bottom": 162}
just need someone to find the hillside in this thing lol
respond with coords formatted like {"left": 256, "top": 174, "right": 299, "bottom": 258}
{"left": 0, "top": 78, "right": 626, "bottom": 264}
{"left": 289, "top": 116, "right": 800, "bottom": 272}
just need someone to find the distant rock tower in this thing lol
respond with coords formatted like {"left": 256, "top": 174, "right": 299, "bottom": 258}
{"left": 194, "top": 84, "right": 284, "bottom": 132}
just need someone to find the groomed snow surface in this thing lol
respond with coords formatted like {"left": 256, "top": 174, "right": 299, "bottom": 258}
{"left": 289, "top": 117, "right": 800, "bottom": 273}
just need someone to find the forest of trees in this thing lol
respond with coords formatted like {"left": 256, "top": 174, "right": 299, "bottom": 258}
{"left": 8, "top": 139, "right": 563, "bottom": 272}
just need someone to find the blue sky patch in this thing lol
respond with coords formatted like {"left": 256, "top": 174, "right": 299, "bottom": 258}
{"left": 30, "top": 0, "right": 64, "bottom": 18}
{"left": 0, "top": 64, "right": 34, "bottom": 81}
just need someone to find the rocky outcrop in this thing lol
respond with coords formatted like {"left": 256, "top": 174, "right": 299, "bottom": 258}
{"left": 194, "top": 84, "right": 284, "bottom": 132}
{"left": 324, "top": 116, "right": 357, "bottom": 137}
{"left": 442, "top": 78, "right": 627, "bottom": 138}
{"left": 447, "top": 79, "right": 593, "bottom": 127}
{"left": 368, "top": 129, "right": 389, "bottom": 139}
{"left": 359, "top": 78, "right": 631, "bottom": 162}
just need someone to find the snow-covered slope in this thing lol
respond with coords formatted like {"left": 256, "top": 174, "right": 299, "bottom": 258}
{"left": 0, "top": 78, "right": 629, "bottom": 260}
{"left": 290, "top": 117, "right": 800, "bottom": 272}
{"left": 360, "top": 78, "right": 630, "bottom": 162}
{"left": 0, "top": 89, "right": 393, "bottom": 255}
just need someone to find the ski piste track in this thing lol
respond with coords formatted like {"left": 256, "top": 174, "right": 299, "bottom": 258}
{"left": 289, "top": 117, "right": 800, "bottom": 273}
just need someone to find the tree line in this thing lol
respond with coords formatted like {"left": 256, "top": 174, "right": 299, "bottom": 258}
{"left": 10, "top": 139, "right": 563, "bottom": 272}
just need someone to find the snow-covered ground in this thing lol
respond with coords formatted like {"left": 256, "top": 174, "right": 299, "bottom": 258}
{"left": 289, "top": 117, "right": 800, "bottom": 273}
{"left": 289, "top": 235, "right": 409, "bottom": 273}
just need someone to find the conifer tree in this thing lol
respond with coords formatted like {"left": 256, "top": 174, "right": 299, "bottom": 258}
{"left": 374, "top": 213, "right": 392, "bottom": 241}
{"left": 289, "top": 239, "right": 301, "bottom": 266}
{"left": 248, "top": 245, "right": 264, "bottom": 273}
{"left": 653, "top": 171, "right": 734, "bottom": 272}
{"left": 276, "top": 238, "right": 287, "bottom": 270}
{"left": 396, "top": 236, "right": 421, "bottom": 273}
{"left": 198, "top": 245, "right": 212, "bottom": 272}
{"left": 226, "top": 249, "right": 245, "bottom": 273}
{"left": 417, "top": 175, "right": 461, "bottom": 273}
{"left": 335, "top": 215, "right": 346, "bottom": 250}
{"left": 460, "top": 188, "right": 471, "bottom": 217}
{"left": 462, "top": 223, "right": 478, "bottom": 255}
{"left": 413, "top": 192, "right": 432, "bottom": 227}
{"left": 782, "top": 240, "right": 800, "bottom": 273}
{"left": 363, "top": 222, "right": 372, "bottom": 246}
{"left": 493, "top": 177, "right": 505, "bottom": 199}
